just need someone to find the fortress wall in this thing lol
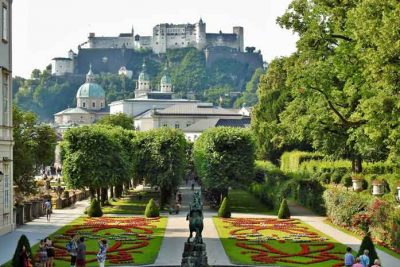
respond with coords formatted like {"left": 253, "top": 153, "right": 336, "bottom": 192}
{"left": 206, "top": 48, "right": 263, "bottom": 70}
{"left": 89, "top": 37, "right": 135, "bottom": 49}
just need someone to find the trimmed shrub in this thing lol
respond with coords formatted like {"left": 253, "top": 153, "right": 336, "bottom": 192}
{"left": 342, "top": 173, "right": 352, "bottom": 188}
{"left": 87, "top": 198, "right": 103, "bottom": 217}
{"left": 358, "top": 233, "right": 379, "bottom": 265}
{"left": 277, "top": 198, "right": 290, "bottom": 219}
{"left": 218, "top": 197, "right": 231, "bottom": 218}
{"left": 280, "top": 151, "right": 322, "bottom": 172}
{"left": 12, "top": 234, "right": 34, "bottom": 267}
{"left": 144, "top": 198, "right": 159, "bottom": 218}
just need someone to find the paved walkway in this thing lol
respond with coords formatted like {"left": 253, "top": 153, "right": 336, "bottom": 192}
{"left": 153, "top": 184, "right": 230, "bottom": 266}
{"left": 288, "top": 202, "right": 400, "bottom": 267}
{"left": 0, "top": 199, "right": 89, "bottom": 265}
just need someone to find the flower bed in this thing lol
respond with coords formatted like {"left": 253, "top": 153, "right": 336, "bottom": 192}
{"left": 214, "top": 217, "right": 349, "bottom": 267}
{"left": 33, "top": 216, "right": 167, "bottom": 266}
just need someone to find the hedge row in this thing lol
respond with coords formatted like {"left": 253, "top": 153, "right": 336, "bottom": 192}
{"left": 280, "top": 151, "right": 323, "bottom": 172}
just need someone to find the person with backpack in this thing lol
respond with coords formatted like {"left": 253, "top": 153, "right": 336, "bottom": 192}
{"left": 66, "top": 234, "right": 78, "bottom": 267}
{"left": 97, "top": 239, "right": 107, "bottom": 267}
{"left": 359, "top": 249, "right": 370, "bottom": 267}
{"left": 76, "top": 237, "right": 86, "bottom": 267}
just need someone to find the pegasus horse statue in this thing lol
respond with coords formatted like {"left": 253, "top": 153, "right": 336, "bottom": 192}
{"left": 186, "top": 191, "right": 204, "bottom": 244}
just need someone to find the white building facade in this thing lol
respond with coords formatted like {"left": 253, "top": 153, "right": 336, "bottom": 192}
{"left": 0, "top": 0, "right": 13, "bottom": 235}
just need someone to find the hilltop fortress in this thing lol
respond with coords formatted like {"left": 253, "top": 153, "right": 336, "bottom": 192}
{"left": 52, "top": 19, "right": 262, "bottom": 76}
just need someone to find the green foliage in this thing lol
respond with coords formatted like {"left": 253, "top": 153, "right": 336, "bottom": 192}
{"left": 277, "top": 198, "right": 290, "bottom": 219}
{"left": 62, "top": 126, "right": 131, "bottom": 192}
{"left": 87, "top": 198, "right": 103, "bottom": 217}
{"left": 358, "top": 234, "right": 379, "bottom": 265}
{"left": 280, "top": 151, "right": 323, "bottom": 173}
{"left": 193, "top": 127, "right": 255, "bottom": 196}
{"left": 144, "top": 198, "right": 159, "bottom": 218}
{"left": 131, "top": 128, "right": 187, "bottom": 207}
{"left": 96, "top": 113, "right": 133, "bottom": 130}
{"left": 323, "top": 188, "right": 368, "bottom": 227}
{"left": 234, "top": 68, "right": 264, "bottom": 108}
{"left": 12, "top": 234, "right": 34, "bottom": 267}
{"left": 218, "top": 197, "right": 231, "bottom": 218}
{"left": 13, "top": 107, "right": 57, "bottom": 195}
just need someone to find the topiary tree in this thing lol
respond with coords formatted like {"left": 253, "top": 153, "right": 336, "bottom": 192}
{"left": 145, "top": 198, "right": 159, "bottom": 218}
{"left": 278, "top": 198, "right": 291, "bottom": 219}
{"left": 218, "top": 197, "right": 231, "bottom": 218}
{"left": 87, "top": 198, "right": 103, "bottom": 217}
{"left": 12, "top": 234, "right": 34, "bottom": 267}
{"left": 358, "top": 233, "right": 379, "bottom": 265}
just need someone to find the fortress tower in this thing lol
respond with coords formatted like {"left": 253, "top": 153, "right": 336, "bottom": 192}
{"left": 233, "top": 26, "right": 244, "bottom": 52}
{"left": 160, "top": 66, "right": 172, "bottom": 93}
{"left": 196, "top": 18, "right": 207, "bottom": 50}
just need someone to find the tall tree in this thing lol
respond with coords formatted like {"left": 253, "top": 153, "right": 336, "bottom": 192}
{"left": 131, "top": 128, "right": 187, "bottom": 207}
{"left": 270, "top": 0, "right": 400, "bottom": 171}
{"left": 13, "top": 107, "right": 57, "bottom": 195}
{"left": 234, "top": 68, "right": 264, "bottom": 108}
{"left": 193, "top": 127, "right": 255, "bottom": 203}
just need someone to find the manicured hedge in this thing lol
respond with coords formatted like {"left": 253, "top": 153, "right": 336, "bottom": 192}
{"left": 280, "top": 151, "right": 323, "bottom": 172}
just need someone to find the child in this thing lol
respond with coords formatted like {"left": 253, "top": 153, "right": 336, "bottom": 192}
{"left": 97, "top": 239, "right": 107, "bottom": 267}
{"left": 344, "top": 247, "right": 355, "bottom": 267}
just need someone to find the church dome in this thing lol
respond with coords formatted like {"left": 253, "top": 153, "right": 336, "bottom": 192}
{"left": 76, "top": 83, "right": 105, "bottom": 98}
{"left": 138, "top": 61, "right": 150, "bottom": 82}
{"left": 161, "top": 74, "right": 172, "bottom": 85}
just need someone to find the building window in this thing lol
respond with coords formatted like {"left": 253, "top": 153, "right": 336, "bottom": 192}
{"left": 2, "top": 72, "right": 9, "bottom": 125}
{"left": 2, "top": 5, "right": 7, "bottom": 42}
{"left": 162, "top": 123, "right": 168, "bottom": 127}
{"left": 92, "top": 102, "right": 95, "bottom": 108}
{"left": 3, "top": 169, "right": 9, "bottom": 211}
{"left": 101, "top": 102, "right": 103, "bottom": 108}
{"left": 175, "top": 123, "right": 179, "bottom": 129}
{"left": 186, "top": 123, "right": 191, "bottom": 127}
{"left": 194, "top": 135, "right": 198, "bottom": 140}
{"left": 82, "top": 102, "right": 86, "bottom": 108}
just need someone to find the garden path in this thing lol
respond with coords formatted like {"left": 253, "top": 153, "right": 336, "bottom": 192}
{"left": 288, "top": 201, "right": 400, "bottom": 267}
{"left": 152, "top": 182, "right": 231, "bottom": 266}
{"left": 0, "top": 199, "right": 89, "bottom": 265}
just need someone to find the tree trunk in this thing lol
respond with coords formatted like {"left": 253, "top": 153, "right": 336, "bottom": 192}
{"left": 115, "top": 185, "right": 123, "bottom": 198}
{"left": 160, "top": 187, "right": 171, "bottom": 209}
{"left": 96, "top": 188, "right": 101, "bottom": 201}
{"left": 89, "top": 187, "right": 95, "bottom": 200}
{"left": 110, "top": 186, "right": 114, "bottom": 199}
{"left": 100, "top": 187, "right": 108, "bottom": 205}
{"left": 352, "top": 156, "right": 363, "bottom": 173}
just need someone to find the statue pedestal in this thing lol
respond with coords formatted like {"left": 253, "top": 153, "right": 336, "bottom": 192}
{"left": 181, "top": 242, "right": 208, "bottom": 267}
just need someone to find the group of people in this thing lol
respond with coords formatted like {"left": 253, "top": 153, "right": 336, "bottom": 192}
{"left": 67, "top": 234, "right": 108, "bottom": 267}
{"left": 345, "top": 247, "right": 381, "bottom": 267}
{"left": 19, "top": 237, "right": 55, "bottom": 267}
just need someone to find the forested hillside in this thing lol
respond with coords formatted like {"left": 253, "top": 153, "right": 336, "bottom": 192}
{"left": 13, "top": 48, "right": 263, "bottom": 121}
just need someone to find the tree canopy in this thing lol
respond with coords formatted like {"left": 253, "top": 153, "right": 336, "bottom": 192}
{"left": 96, "top": 113, "right": 134, "bottom": 130}
{"left": 13, "top": 107, "right": 57, "bottom": 195}
{"left": 253, "top": 0, "right": 400, "bottom": 169}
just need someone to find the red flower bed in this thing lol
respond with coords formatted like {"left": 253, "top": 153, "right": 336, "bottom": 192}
{"left": 222, "top": 218, "right": 344, "bottom": 267}
{"left": 36, "top": 217, "right": 161, "bottom": 264}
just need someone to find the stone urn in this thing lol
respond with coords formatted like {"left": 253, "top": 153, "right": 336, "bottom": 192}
{"left": 352, "top": 175, "right": 364, "bottom": 192}
{"left": 372, "top": 180, "right": 384, "bottom": 196}
{"left": 397, "top": 184, "right": 400, "bottom": 202}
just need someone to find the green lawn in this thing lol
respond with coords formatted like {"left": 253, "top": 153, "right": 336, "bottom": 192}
{"left": 323, "top": 219, "right": 400, "bottom": 260}
{"left": 6, "top": 216, "right": 167, "bottom": 266}
{"left": 228, "top": 189, "right": 275, "bottom": 215}
{"left": 214, "top": 217, "right": 350, "bottom": 267}
{"left": 102, "top": 191, "right": 159, "bottom": 215}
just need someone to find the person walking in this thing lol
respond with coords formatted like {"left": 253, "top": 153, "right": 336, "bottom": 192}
{"left": 19, "top": 245, "right": 31, "bottom": 267}
{"left": 44, "top": 199, "right": 52, "bottom": 222}
{"left": 45, "top": 237, "right": 55, "bottom": 267}
{"left": 97, "top": 239, "right": 107, "bottom": 267}
{"left": 76, "top": 237, "right": 86, "bottom": 267}
{"left": 39, "top": 239, "right": 48, "bottom": 267}
{"left": 67, "top": 234, "right": 78, "bottom": 267}
{"left": 177, "top": 191, "right": 182, "bottom": 205}
{"left": 359, "top": 249, "right": 370, "bottom": 267}
{"left": 371, "top": 259, "right": 381, "bottom": 267}
{"left": 352, "top": 257, "right": 363, "bottom": 267}
{"left": 344, "top": 247, "right": 355, "bottom": 267}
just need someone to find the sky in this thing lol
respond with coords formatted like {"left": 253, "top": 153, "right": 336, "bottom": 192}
{"left": 12, "top": 0, "right": 298, "bottom": 78}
